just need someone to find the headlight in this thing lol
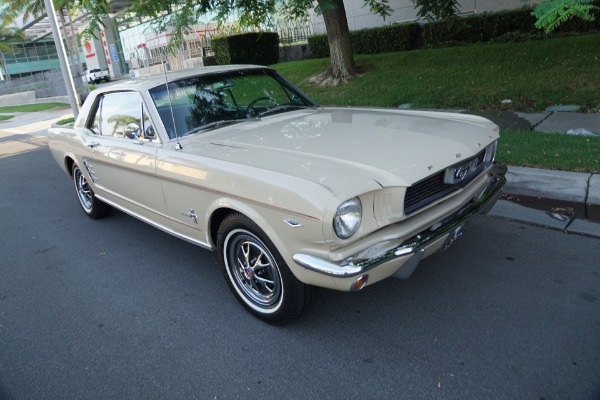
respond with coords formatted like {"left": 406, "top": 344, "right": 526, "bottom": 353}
{"left": 484, "top": 141, "right": 497, "bottom": 163}
{"left": 333, "top": 197, "right": 362, "bottom": 239}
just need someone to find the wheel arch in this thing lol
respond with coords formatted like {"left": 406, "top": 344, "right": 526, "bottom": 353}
{"left": 65, "top": 155, "right": 76, "bottom": 177}
{"left": 206, "top": 200, "right": 295, "bottom": 264}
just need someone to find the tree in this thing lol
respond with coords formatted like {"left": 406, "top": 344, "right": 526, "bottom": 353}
{"left": 0, "top": 27, "right": 24, "bottom": 81}
{"left": 531, "top": 0, "right": 599, "bottom": 32}
{"left": 78, "top": 0, "right": 395, "bottom": 85}
{"left": 0, "top": 0, "right": 83, "bottom": 75}
{"left": 412, "top": 0, "right": 458, "bottom": 21}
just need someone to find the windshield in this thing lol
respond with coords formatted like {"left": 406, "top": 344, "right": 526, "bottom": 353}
{"left": 149, "top": 68, "right": 316, "bottom": 139}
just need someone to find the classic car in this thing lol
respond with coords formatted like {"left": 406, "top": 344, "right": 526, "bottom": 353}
{"left": 48, "top": 65, "right": 506, "bottom": 325}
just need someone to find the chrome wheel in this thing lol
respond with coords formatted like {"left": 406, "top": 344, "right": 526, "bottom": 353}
{"left": 71, "top": 162, "right": 112, "bottom": 219}
{"left": 73, "top": 165, "right": 93, "bottom": 212}
{"left": 224, "top": 229, "right": 283, "bottom": 311}
{"left": 217, "top": 213, "right": 315, "bottom": 324}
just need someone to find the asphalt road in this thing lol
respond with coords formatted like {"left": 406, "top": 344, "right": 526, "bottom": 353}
{"left": 1, "top": 135, "right": 599, "bottom": 400}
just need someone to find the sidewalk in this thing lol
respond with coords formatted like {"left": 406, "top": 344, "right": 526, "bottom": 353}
{"left": 1, "top": 106, "right": 599, "bottom": 238}
{"left": 465, "top": 109, "right": 600, "bottom": 135}
{"left": 0, "top": 107, "right": 73, "bottom": 136}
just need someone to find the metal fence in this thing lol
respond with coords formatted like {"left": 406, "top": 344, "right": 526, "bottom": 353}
{"left": 119, "top": 16, "right": 313, "bottom": 73}
{"left": 0, "top": 69, "right": 85, "bottom": 98}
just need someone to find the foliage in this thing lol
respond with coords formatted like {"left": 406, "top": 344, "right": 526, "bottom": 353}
{"left": 309, "top": 5, "right": 600, "bottom": 58}
{"left": 0, "top": 114, "right": 15, "bottom": 121}
{"left": 422, "top": 8, "right": 538, "bottom": 47}
{"left": 0, "top": 27, "right": 24, "bottom": 53}
{"left": 422, "top": 5, "right": 599, "bottom": 47}
{"left": 308, "top": 23, "right": 421, "bottom": 58}
{"left": 212, "top": 32, "right": 279, "bottom": 65}
{"left": 0, "top": 27, "right": 24, "bottom": 79}
{"left": 532, "top": 0, "right": 600, "bottom": 33}
{"left": 412, "top": 0, "right": 459, "bottom": 20}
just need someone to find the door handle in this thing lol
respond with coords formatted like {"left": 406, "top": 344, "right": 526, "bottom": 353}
{"left": 87, "top": 141, "right": 100, "bottom": 148}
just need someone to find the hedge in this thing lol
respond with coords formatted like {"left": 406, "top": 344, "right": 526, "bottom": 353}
{"left": 309, "top": 4, "right": 600, "bottom": 58}
{"left": 423, "top": 6, "right": 600, "bottom": 47}
{"left": 212, "top": 32, "right": 279, "bottom": 65}
{"left": 308, "top": 23, "right": 421, "bottom": 58}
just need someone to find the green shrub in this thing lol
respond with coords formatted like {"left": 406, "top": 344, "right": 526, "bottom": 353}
{"left": 423, "top": 8, "right": 538, "bottom": 47}
{"left": 309, "top": 4, "right": 600, "bottom": 58}
{"left": 353, "top": 23, "right": 422, "bottom": 54}
{"left": 423, "top": 4, "right": 599, "bottom": 47}
{"left": 307, "top": 35, "right": 329, "bottom": 58}
{"left": 212, "top": 32, "right": 280, "bottom": 65}
{"left": 308, "top": 23, "right": 421, "bottom": 58}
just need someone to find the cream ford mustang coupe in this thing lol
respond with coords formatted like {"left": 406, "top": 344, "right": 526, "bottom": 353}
{"left": 48, "top": 65, "right": 506, "bottom": 324}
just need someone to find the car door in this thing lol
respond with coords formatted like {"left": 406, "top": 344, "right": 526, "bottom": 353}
{"left": 83, "top": 91, "right": 167, "bottom": 218}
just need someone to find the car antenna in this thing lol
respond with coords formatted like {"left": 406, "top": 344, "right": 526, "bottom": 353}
{"left": 162, "top": 58, "right": 182, "bottom": 150}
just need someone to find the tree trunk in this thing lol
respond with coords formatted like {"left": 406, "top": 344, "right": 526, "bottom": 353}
{"left": 0, "top": 51, "right": 10, "bottom": 81}
{"left": 310, "top": 0, "right": 358, "bottom": 86}
{"left": 58, "top": 8, "right": 77, "bottom": 76}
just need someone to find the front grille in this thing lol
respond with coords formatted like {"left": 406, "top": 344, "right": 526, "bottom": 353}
{"left": 404, "top": 149, "right": 487, "bottom": 215}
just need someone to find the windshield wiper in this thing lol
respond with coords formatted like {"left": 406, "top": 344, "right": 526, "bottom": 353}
{"left": 185, "top": 118, "right": 250, "bottom": 136}
{"left": 257, "top": 104, "right": 316, "bottom": 118}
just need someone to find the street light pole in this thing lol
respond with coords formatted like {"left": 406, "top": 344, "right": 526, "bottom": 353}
{"left": 43, "top": 0, "right": 80, "bottom": 118}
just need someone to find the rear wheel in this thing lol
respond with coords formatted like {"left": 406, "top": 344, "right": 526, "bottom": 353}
{"left": 72, "top": 163, "right": 112, "bottom": 219}
{"left": 217, "top": 213, "right": 314, "bottom": 325}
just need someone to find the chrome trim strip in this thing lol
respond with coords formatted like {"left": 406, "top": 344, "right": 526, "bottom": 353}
{"left": 95, "top": 194, "right": 213, "bottom": 251}
{"left": 293, "top": 164, "right": 506, "bottom": 278}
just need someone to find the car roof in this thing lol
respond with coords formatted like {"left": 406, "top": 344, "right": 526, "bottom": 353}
{"left": 98, "top": 64, "right": 270, "bottom": 93}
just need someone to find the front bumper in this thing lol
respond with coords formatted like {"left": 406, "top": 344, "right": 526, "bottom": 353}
{"left": 293, "top": 164, "right": 506, "bottom": 288}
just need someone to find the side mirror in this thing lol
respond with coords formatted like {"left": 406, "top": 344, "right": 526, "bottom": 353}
{"left": 124, "top": 122, "right": 141, "bottom": 140}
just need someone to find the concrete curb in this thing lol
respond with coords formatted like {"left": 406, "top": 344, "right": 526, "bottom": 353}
{"left": 490, "top": 166, "right": 600, "bottom": 238}
{"left": 504, "top": 166, "right": 591, "bottom": 204}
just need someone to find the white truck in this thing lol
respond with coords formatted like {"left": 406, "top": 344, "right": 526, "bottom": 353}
{"left": 84, "top": 68, "right": 110, "bottom": 84}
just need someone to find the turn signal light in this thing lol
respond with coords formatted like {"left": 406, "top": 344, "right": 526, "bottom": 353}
{"left": 351, "top": 275, "right": 369, "bottom": 291}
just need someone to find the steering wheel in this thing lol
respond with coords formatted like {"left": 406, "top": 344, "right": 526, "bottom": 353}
{"left": 246, "top": 97, "right": 277, "bottom": 115}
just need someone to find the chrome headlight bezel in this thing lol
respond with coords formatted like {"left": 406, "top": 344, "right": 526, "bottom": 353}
{"left": 333, "top": 197, "right": 362, "bottom": 239}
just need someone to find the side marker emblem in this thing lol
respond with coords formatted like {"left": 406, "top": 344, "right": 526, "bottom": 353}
{"left": 180, "top": 209, "right": 198, "bottom": 224}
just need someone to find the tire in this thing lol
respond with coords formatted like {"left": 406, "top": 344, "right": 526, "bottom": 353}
{"left": 72, "top": 163, "right": 112, "bottom": 219}
{"left": 217, "top": 213, "right": 314, "bottom": 325}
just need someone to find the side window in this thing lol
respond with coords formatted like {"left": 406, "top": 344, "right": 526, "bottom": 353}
{"left": 99, "top": 92, "right": 142, "bottom": 138}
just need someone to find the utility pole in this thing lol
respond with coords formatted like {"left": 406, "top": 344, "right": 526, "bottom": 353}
{"left": 43, "top": 0, "right": 80, "bottom": 118}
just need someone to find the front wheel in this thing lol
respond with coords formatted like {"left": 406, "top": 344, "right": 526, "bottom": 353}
{"left": 217, "top": 213, "right": 314, "bottom": 325}
{"left": 72, "top": 163, "right": 112, "bottom": 219}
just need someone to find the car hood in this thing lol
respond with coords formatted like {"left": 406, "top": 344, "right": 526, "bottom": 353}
{"left": 183, "top": 107, "right": 499, "bottom": 194}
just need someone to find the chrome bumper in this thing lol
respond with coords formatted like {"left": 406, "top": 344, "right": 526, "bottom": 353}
{"left": 293, "top": 164, "right": 506, "bottom": 280}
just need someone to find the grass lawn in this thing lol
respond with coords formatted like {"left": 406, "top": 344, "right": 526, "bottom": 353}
{"left": 0, "top": 102, "right": 69, "bottom": 113}
{"left": 0, "top": 114, "right": 14, "bottom": 121}
{"left": 55, "top": 117, "right": 75, "bottom": 125}
{"left": 274, "top": 34, "right": 600, "bottom": 112}
{"left": 497, "top": 129, "right": 600, "bottom": 173}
